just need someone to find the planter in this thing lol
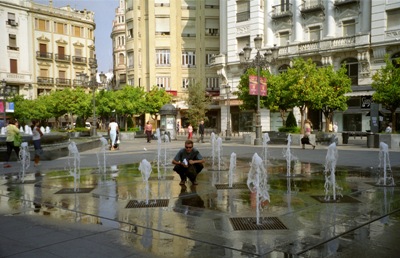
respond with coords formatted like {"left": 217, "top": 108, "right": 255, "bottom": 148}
{"left": 377, "top": 134, "right": 400, "bottom": 150}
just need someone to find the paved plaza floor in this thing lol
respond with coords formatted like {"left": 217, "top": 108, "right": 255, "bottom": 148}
{"left": 0, "top": 136, "right": 400, "bottom": 257}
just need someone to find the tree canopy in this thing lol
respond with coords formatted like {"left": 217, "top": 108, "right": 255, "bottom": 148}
{"left": 185, "top": 82, "right": 211, "bottom": 129}
{"left": 372, "top": 56, "right": 400, "bottom": 132}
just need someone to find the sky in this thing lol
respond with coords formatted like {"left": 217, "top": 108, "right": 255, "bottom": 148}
{"left": 35, "top": 0, "right": 119, "bottom": 73}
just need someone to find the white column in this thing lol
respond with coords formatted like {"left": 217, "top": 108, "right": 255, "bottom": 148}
{"left": 325, "top": 0, "right": 335, "bottom": 38}
{"left": 293, "top": 0, "right": 303, "bottom": 42}
{"left": 361, "top": 0, "right": 371, "bottom": 34}
{"left": 220, "top": 0, "right": 228, "bottom": 54}
{"left": 264, "top": 0, "right": 274, "bottom": 47}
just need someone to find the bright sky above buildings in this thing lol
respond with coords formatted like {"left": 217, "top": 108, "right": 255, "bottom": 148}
{"left": 35, "top": 0, "right": 119, "bottom": 73}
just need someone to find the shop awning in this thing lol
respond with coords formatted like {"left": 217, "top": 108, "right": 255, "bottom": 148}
{"left": 345, "top": 90, "right": 374, "bottom": 97}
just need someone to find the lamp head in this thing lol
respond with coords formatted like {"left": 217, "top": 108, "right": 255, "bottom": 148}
{"left": 254, "top": 35, "right": 262, "bottom": 50}
{"left": 243, "top": 44, "right": 252, "bottom": 60}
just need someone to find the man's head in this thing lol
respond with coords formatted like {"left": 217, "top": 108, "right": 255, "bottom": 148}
{"left": 184, "top": 139, "right": 194, "bottom": 153}
{"left": 201, "top": 120, "right": 204, "bottom": 124}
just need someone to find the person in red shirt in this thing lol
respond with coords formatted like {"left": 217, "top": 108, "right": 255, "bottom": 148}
{"left": 145, "top": 121, "right": 153, "bottom": 143}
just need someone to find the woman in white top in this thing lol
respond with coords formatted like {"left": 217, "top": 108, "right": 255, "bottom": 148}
{"left": 108, "top": 118, "right": 119, "bottom": 150}
{"left": 31, "top": 120, "right": 44, "bottom": 166}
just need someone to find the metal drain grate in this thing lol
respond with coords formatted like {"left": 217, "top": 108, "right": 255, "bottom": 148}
{"left": 125, "top": 199, "right": 169, "bottom": 208}
{"left": 54, "top": 188, "right": 95, "bottom": 194}
{"left": 148, "top": 176, "right": 174, "bottom": 181}
{"left": 215, "top": 183, "right": 248, "bottom": 190}
{"left": 311, "top": 195, "right": 361, "bottom": 203}
{"left": 230, "top": 217, "right": 288, "bottom": 231}
{"left": 5, "top": 180, "right": 38, "bottom": 185}
{"left": 365, "top": 182, "right": 398, "bottom": 187}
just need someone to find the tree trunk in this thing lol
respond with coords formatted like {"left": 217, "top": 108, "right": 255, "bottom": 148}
{"left": 280, "top": 109, "right": 286, "bottom": 127}
{"left": 300, "top": 105, "right": 306, "bottom": 134}
{"left": 391, "top": 110, "right": 396, "bottom": 132}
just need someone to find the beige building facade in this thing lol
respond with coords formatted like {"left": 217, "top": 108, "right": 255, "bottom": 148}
{"left": 0, "top": 0, "right": 97, "bottom": 101}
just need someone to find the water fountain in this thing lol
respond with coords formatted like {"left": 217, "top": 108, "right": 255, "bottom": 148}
{"left": 19, "top": 126, "right": 24, "bottom": 133}
{"left": 67, "top": 141, "right": 81, "bottom": 192}
{"left": 377, "top": 142, "right": 395, "bottom": 186}
{"left": 40, "top": 126, "right": 45, "bottom": 134}
{"left": 210, "top": 132, "right": 216, "bottom": 168}
{"left": 324, "top": 142, "right": 342, "bottom": 201}
{"left": 262, "top": 133, "right": 270, "bottom": 167}
{"left": 283, "top": 134, "right": 297, "bottom": 177}
{"left": 0, "top": 127, "right": 6, "bottom": 135}
{"left": 161, "top": 130, "right": 170, "bottom": 179}
{"left": 24, "top": 125, "right": 31, "bottom": 135}
{"left": 215, "top": 136, "right": 223, "bottom": 171}
{"left": 45, "top": 126, "right": 51, "bottom": 134}
{"left": 139, "top": 159, "right": 152, "bottom": 204}
{"left": 156, "top": 129, "right": 162, "bottom": 179}
{"left": 97, "top": 137, "right": 109, "bottom": 174}
{"left": 228, "top": 152, "right": 237, "bottom": 188}
{"left": 247, "top": 153, "right": 270, "bottom": 225}
{"left": 18, "top": 142, "right": 30, "bottom": 183}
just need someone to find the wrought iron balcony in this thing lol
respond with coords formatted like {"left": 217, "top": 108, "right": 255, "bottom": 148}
{"left": 72, "top": 56, "right": 87, "bottom": 64}
{"left": 37, "top": 76, "right": 54, "bottom": 85}
{"left": 272, "top": 3, "right": 293, "bottom": 19}
{"left": 55, "top": 54, "right": 70, "bottom": 62}
{"left": 36, "top": 51, "right": 53, "bottom": 60}
{"left": 56, "top": 78, "right": 71, "bottom": 86}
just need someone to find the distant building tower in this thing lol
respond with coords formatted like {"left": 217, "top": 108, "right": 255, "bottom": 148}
{"left": 111, "top": 0, "right": 126, "bottom": 89}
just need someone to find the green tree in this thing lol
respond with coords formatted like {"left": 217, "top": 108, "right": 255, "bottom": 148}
{"left": 286, "top": 58, "right": 323, "bottom": 133}
{"left": 96, "top": 89, "right": 117, "bottom": 128}
{"left": 144, "top": 86, "right": 173, "bottom": 120}
{"left": 317, "top": 65, "right": 352, "bottom": 132}
{"left": 115, "top": 86, "right": 146, "bottom": 131}
{"left": 186, "top": 82, "right": 211, "bottom": 128}
{"left": 372, "top": 56, "right": 400, "bottom": 132}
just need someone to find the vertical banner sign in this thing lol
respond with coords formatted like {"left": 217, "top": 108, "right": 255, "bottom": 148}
{"left": 249, "top": 75, "right": 267, "bottom": 96}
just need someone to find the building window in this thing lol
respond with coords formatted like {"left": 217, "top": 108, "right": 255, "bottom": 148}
{"left": 35, "top": 18, "right": 50, "bottom": 31}
{"left": 156, "top": 49, "right": 170, "bottom": 66}
{"left": 309, "top": 26, "right": 320, "bottom": 41}
{"left": 206, "top": 77, "right": 219, "bottom": 89}
{"left": 72, "top": 25, "right": 84, "bottom": 37}
{"left": 182, "top": 19, "right": 195, "bottom": 37}
{"left": 206, "top": 53, "right": 217, "bottom": 65}
{"left": 182, "top": 78, "right": 195, "bottom": 88}
{"left": 236, "top": 0, "right": 250, "bottom": 22}
{"left": 128, "top": 51, "right": 134, "bottom": 68}
{"left": 55, "top": 22, "right": 67, "bottom": 34}
{"left": 342, "top": 58, "right": 358, "bottom": 85}
{"left": 205, "top": 19, "right": 219, "bottom": 36}
{"left": 387, "top": 9, "right": 400, "bottom": 31}
{"left": 279, "top": 31, "right": 289, "bottom": 46}
{"left": 182, "top": 51, "right": 196, "bottom": 66}
{"left": 39, "top": 43, "right": 47, "bottom": 57}
{"left": 7, "top": 12, "right": 17, "bottom": 26}
{"left": 342, "top": 20, "right": 355, "bottom": 37}
{"left": 88, "top": 29, "right": 94, "bottom": 39}
{"left": 119, "top": 53, "right": 124, "bottom": 65}
{"left": 8, "top": 34, "right": 18, "bottom": 50}
{"left": 155, "top": 18, "right": 170, "bottom": 35}
{"left": 127, "top": 21, "right": 133, "bottom": 38}
{"left": 156, "top": 77, "right": 171, "bottom": 90}
{"left": 10, "top": 59, "right": 18, "bottom": 73}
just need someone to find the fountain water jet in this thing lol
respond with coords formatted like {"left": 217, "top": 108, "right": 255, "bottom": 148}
{"left": 18, "top": 142, "right": 30, "bottom": 182}
{"left": 247, "top": 153, "right": 270, "bottom": 225}
{"left": 228, "top": 152, "right": 237, "bottom": 188}
{"left": 139, "top": 159, "right": 152, "bottom": 204}
{"left": 214, "top": 137, "right": 223, "bottom": 171}
{"left": 210, "top": 132, "right": 216, "bottom": 168}
{"left": 324, "top": 142, "right": 342, "bottom": 201}
{"left": 377, "top": 142, "right": 395, "bottom": 186}
{"left": 283, "top": 134, "right": 297, "bottom": 177}
{"left": 97, "top": 137, "right": 109, "bottom": 174}
{"left": 67, "top": 141, "right": 81, "bottom": 192}
{"left": 262, "top": 133, "right": 270, "bottom": 167}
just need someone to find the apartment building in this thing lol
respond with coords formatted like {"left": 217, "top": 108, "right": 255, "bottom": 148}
{"left": 211, "top": 0, "right": 400, "bottom": 134}
{"left": 122, "top": 0, "right": 220, "bottom": 129}
{"left": 0, "top": 0, "right": 96, "bottom": 101}
{"left": 111, "top": 0, "right": 127, "bottom": 89}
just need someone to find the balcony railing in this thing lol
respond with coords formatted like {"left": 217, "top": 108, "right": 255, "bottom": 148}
{"left": 73, "top": 79, "right": 86, "bottom": 86}
{"left": 72, "top": 56, "right": 87, "bottom": 64}
{"left": 300, "top": 0, "right": 324, "bottom": 14}
{"left": 55, "top": 54, "right": 70, "bottom": 62}
{"left": 272, "top": 4, "right": 293, "bottom": 19}
{"left": 37, "top": 76, "right": 54, "bottom": 85}
{"left": 236, "top": 11, "right": 250, "bottom": 22}
{"left": 334, "top": 0, "right": 359, "bottom": 7}
{"left": 56, "top": 78, "right": 71, "bottom": 86}
{"left": 36, "top": 51, "right": 53, "bottom": 60}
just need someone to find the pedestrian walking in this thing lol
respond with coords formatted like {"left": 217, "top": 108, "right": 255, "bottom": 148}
{"left": 108, "top": 118, "right": 119, "bottom": 150}
{"left": 198, "top": 120, "right": 205, "bottom": 143}
{"left": 4, "top": 118, "right": 21, "bottom": 168}
{"left": 301, "top": 119, "right": 315, "bottom": 149}
{"left": 187, "top": 123, "right": 193, "bottom": 139}
{"left": 145, "top": 121, "right": 153, "bottom": 143}
{"left": 31, "top": 120, "right": 44, "bottom": 166}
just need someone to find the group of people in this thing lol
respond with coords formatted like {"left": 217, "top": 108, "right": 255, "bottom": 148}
{"left": 3, "top": 119, "right": 44, "bottom": 168}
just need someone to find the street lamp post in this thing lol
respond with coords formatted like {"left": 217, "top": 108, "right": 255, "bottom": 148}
{"left": 1, "top": 79, "right": 11, "bottom": 127}
{"left": 225, "top": 84, "right": 231, "bottom": 141}
{"left": 90, "top": 63, "right": 98, "bottom": 136}
{"left": 239, "top": 35, "right": 279, "bottom": 145}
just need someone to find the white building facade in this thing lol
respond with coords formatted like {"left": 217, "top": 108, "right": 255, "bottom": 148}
{"left": 211, "top": 0, "right": 400, "bottom": 134}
